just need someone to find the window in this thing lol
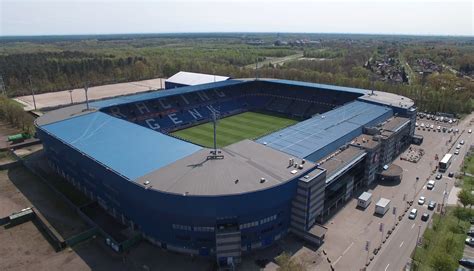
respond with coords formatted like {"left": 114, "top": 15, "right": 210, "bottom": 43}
{"left": 172, "top": 224, "right": 192, "bottom": 231}
{"left": 194, "top": 226, "right": 214, "bottom": 232}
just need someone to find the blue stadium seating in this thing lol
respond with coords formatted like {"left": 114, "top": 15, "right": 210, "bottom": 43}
{"left": 102, "top": 81, "right": 360, "bottom": 132}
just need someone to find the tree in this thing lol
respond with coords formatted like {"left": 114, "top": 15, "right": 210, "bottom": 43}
{"left": 430, "top": 249, "right": 455, "bottom": 271}
{"left": 276, "top": 252, "right": 305, "bottom": 271}
{"left": 458, "top": 189, "right": 473, "bottom": 209}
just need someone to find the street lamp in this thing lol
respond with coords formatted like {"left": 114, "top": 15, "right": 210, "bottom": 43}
{"left": 84, "top": 83, "right": 89, "bottom": 110}
{"left": 68, "top": 90, "right": 73, "bottom": 104}
{"left": 28, "top": 76, "right": 37, "bottom": 110}
{"left": 413, "top": 176, "right": 419, "bottom": 201}
{"left": 441, "top": 182, "right": 448, "bottom": 215}
{"left": 416, "top": 225, "right": 422, "bottom": 246}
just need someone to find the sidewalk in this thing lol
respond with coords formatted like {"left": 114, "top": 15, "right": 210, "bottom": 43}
{"left": 446, "top": 186, "right": 461, "bottom": 206}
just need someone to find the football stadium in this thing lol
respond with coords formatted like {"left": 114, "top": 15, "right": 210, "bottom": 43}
{"left": 35, "top": 78, "right": 416, "bottom": 266}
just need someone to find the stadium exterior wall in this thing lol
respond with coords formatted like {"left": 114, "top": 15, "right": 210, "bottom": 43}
{"left": 165, "top": 81, "right": 187, "bottom": 89}
{"left": 36, "top": 127, "right": 310, "bottom": 256}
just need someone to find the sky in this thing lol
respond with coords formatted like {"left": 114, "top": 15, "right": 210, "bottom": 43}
{"left": 1, "top": 0, "right": 473, "bottom": 36}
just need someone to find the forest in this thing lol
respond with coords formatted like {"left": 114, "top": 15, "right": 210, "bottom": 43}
{"left": 0, "top": 33, "right": 473, "bottom": 114}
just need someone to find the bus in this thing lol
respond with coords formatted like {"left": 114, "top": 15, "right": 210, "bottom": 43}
{"left": 439, "top": 153, "right": 453, "bottom": 172}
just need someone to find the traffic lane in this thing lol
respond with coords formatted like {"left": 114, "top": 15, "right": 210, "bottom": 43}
{"left": 369, "top": 209, "right": 429, "bottom": 271}
{"left": 370, "top": 173, "right": 449, "bottom": 270}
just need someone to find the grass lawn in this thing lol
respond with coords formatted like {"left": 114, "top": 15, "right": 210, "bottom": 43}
{"left": 412, "top": 207, "right": 470, "bottom": 270}
{"left": 171, "top": 111, "right": 297, "bottom": 148}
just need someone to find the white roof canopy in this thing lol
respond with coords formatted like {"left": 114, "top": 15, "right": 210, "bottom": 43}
{"left": 166, "top": 71, "right": 229, "bottom": 86}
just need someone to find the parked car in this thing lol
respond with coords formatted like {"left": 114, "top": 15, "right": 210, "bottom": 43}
{"left": 421, "top": 213, "right": 430, "bottom": 222}
{"left": 467, "top": 229, "right": 474, "bottom": 237}
{"left": 448, "top": 172, "right": 454, "bottom": 178}
{"left": 409, "top": 208, "right": 418, "bottom": 219}
{"left": 456, "top": 144, "right": 461, "bottom": 149}
{"left": 435, "top": 174, "right": 442, "bottom": 180}
{"left": 427, "top": 180, "right": 436, "bottom": 190}
{"left": 459, "top": 258, "right": 474, "bottom": 268}
{"left": 428, "top": 201, "right": 437, "bottom": 210}
{"left": 465, "top": 237, "right": 474, "bottom": 246}
{"left": 460, "top": 140, "right": 465, "bottom": 145}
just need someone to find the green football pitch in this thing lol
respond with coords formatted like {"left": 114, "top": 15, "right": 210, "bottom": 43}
{"left": 171, "top": 111, "right": 298, "bottom": 148}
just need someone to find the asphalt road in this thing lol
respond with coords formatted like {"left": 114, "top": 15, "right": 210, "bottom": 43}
{"left": 369, "top": 114, "right": 473, "bottom": 271}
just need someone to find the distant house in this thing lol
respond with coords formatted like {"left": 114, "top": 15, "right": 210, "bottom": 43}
{"left": 165, "top": 71, "right": 230, "bottom": 89}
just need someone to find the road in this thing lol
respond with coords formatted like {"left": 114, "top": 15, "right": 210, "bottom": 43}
{"left": 245, "top": 53, "right": 303, "bottom": 69}
{"left": 369, "top": 114, "right": 473, "bottom": 271}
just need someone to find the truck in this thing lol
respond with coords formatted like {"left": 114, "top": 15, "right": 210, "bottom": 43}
{"left": 357, "top": 192, "right": 372, "bottom": 209}
{"left": 375, "top": 198, "right": 391, "bottom": 216}
{"left": 7, "top": 133, "right": 31, "bottom": 144}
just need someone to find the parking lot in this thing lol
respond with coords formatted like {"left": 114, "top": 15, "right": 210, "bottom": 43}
{"left": 319, "top": 113, "right": 473, "bottom": 271}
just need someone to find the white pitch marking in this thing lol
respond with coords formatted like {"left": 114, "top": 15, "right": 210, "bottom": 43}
{"left": 385, "top": 263, "right": 390, "bottom": 271}
{"left": 411, "top": 223, "right": 416, "bottom": 229}
{"left": 334, "top": 255, "right": 342, "bottom": 265}
{"left": 400, "top": 241, "right": 404, "bottom": 248}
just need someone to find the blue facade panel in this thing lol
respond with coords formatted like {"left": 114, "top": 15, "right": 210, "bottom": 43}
{"left": 41, "top": 111, "right": 202, "bottom": 180}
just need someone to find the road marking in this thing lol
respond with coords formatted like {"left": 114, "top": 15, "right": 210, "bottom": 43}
{"left": 385, "top": 263, "right": 390, "bottom": 271}
{"left": 400, "top": 241, "right": 404, "bottom": 247}
{"left": 342, "top": 242, "right": 354, "bottom": 255}
{"left": 412, "top": 223, "right": 416, "bottom": 229}
{"left": 334, "top": 255, "right": 342, "bottom": 265}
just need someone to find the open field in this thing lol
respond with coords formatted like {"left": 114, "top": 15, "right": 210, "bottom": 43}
{"left": 14, "top": 78, "right": 165, "bottom": 111}
{"left": 245, "top": 53, "right": 304, "bottom": 69}
{"left": 171, "top": 111, "right": 297, "bottom": 148}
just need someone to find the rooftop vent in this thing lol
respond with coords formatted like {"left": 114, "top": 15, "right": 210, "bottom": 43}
{"left": 144, "top": 180, "right": 150, "bottom": 185}
{"left": 235, "top": 179, "right": 239, "bottom": 184}
{"left": 260, "top": 178, "right": 266, "bottom": 183}
{"left": 289, "top": 158, "right": 295, "bottom": 167}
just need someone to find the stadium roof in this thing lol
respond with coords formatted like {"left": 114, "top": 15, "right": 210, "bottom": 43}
{"left": 166, "top": 71, "right": 230, "bottom": 86}
{"left": 261, "top": 79, "right": 369, "bottom": 95}
{"left": 41, "top": 111, "right": 202, "bottom": 180}
{"left": 256, "top": 100, "right": 393, "bottom": 162}
{"left": 91, "top": 79, "right": 245, "bottom": 108}
{"left": 359, "top": 90, "right": 414, "bottom": 109}
{"left": 135, "top": 140, "right": 316, "bottom": 196}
